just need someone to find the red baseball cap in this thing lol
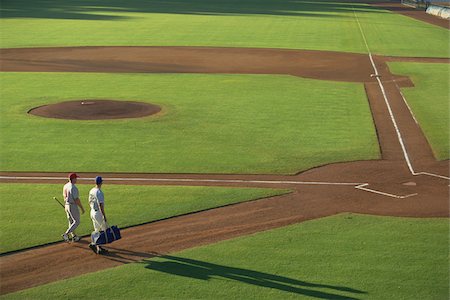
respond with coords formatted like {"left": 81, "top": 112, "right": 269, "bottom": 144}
{"left": 68, "top": 173, "right": 78, "bottom": 180}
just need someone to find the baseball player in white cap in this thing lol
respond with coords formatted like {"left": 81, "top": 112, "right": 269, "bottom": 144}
{"left": 62, "top": 173, "right": 85, "bottom": 242}
{"left": 88, "top": 176, "right": 108, "bottom": 254}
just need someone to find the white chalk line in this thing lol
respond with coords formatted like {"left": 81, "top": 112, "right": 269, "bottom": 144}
{"left": 414, "top": 172, "right": 450, "bottom": 180}
{"left": 392, "top": 83, "right": 450, "bottom": 180}
{"left": 401, "top": 2, "right": 417, "bottom": 8}
{"left": 99, "top": 178, "right": 359, "bottom": 186}
{"left": 0, "top": 175, "right": 424, "bottom": 199}
{"left": 0, "top": 175, "right": 361, "bottom": 186}
{"left": 352, "top": 7, "right": 415, "bottom": 174}
{"left": 0, "top": 176, "right": 362, "bottom": 186}
{"left": 394, "top": 81, "right": 419, "bottom": 125}
{"left": 352, "top": 6, "right": 449, "bottom": 182}
{"left": 355, "top": 183, "right": 417, "bottom": 199}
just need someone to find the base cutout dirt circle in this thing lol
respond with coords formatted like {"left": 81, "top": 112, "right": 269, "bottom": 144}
{"left": 28, "top": 100, "right": 161, "bottom": 120}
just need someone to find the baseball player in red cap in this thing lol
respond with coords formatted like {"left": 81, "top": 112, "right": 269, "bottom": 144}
{"left": 62, "top": 173, "right": 85, "bottom": 242}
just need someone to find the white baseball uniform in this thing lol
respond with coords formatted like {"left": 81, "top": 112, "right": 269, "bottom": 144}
{"left": 63, "top": 182, "right": 80, "bottom": 234}
{"left": 89, "top": 187, "right": 107, "bottom": 232}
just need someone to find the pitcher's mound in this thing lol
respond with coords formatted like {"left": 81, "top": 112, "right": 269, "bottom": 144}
{"left": 28, "top": 100, "right": 161, "bottom": 120}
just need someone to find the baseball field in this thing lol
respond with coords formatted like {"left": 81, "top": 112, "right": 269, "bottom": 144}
{"left": 0, "top": 0, "right": 449, "bottom": 298}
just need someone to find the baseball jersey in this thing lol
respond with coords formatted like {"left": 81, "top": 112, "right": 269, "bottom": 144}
{"left": 63, "top": 182, "right": 79, "bottom": 205}
{"left": 89, "top": 187, "right": 105, "bottom": 212}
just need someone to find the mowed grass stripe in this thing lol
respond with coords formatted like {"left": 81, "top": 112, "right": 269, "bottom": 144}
{"left": 1, "top": 0, "right": 448, "bottom": 57}
{"left": 0, "top": 73, "right": 380, "bottom": 174}
{"left": 0, "top": 183, "right": 288, "bottom": 253}
{"left": 4, "top": 214, "right": 448, "bottom": 299}
{"left": 388, "top": 62, "right": 449, "bottom": 160}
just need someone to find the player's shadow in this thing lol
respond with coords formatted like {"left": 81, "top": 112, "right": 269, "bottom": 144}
{"left": 72, "top": 241, "right": 158, "bottom": 263}
{"left": 101, "top": 246, "right": 158, "bottom": 263}
{"left": 144, "top": 255, "right": 367, "bottom": 299}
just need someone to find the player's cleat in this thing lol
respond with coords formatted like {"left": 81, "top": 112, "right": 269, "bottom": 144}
{"left": 62, "top": 233, "right": 70, "bottom": 243}
{"left": 89, "top": 243, "right": 98, "bottom": 254}
{"left": 72, "top": 235, "right": 81, "bottom": 242}
{"left": 98, "top": 246, "right": 109, "bottom": 255}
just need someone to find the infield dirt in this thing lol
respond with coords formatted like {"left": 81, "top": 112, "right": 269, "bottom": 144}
{"left": 0, "top": 46, "right": 448, "bottom": 294}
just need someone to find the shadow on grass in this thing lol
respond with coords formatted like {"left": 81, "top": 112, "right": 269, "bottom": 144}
{"left": 144, "top": 255, "right": 367, "bottom": 299}
{"left": 1, "top": 0, "right": 389, "bottom": 20}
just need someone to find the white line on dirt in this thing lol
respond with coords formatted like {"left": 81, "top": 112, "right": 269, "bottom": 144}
{"left": 352, "top": 7, "right": 415, "bottom": 174}
{"left": 352, "top": 6, "right": 449, "bottom": 181}
{"left": 1, "top": 174, "right": 428, "bottom": 198}
{"left": 355, "top": 183, "right": 418, "bottom": 199}
{"left": 415, "top": 172, "right": 450, "bottom": 180}
{"left": 394, "top": 82, "right": 419, "bottom": 125}
{"left": 0, "top": 175, "right": 361, "bottom": 186}
{"left": 0, "top": 175, "right": 422, "bottom": 199}
{"left": 375, "top": 75, "right": 418, "bottom": 174}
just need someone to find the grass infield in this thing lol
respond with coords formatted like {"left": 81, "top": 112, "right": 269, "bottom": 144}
{"left": 0, "top": 73, "right": 380, "bottom": 174}
{"left": 1, "top": 0, "right": 448, "bottom": 57}
{"left": 388, "top": 62, "right": 449, "bottom": 160}
{"left": 0, "top": 183, "right": 288, "bottom": 253}
{"left": 3, "top": 214, "right": 448, "bottom": 299}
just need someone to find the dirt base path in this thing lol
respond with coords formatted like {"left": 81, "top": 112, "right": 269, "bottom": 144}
{"left": 0, "top": 46, "right": 402, "bottom": 83}
{"left": 0, "top": 46, "right": 449, "bottom": 295}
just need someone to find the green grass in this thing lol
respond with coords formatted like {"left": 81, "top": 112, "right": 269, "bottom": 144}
{"left": 0, "top": 183, "right": 288, "bottom": 253}
{"left": 1, "top": 0, "right": 448, "bottom": 57}
{"left": 389, "top": 62, "right": 450, "bottom": 160}
{"left": 3, "top": 214, "right": 448, "bottom": 299}
{"left": 0, "top": 73, "right": 380, "bottom": 174}
{"left": 353, "top": 5, "right": 449, "bottom": 58}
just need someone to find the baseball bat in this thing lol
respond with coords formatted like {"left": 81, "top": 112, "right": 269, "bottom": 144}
{"left": 53, "top": 196, "right": 65, "bottom": 209}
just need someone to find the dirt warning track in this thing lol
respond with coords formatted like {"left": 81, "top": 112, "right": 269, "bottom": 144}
{"left": 0, "top": 46, "right": 449, "bottom": 295}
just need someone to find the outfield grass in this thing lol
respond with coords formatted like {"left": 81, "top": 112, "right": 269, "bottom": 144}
{"left": 0, "top": 73, "right": 380, "bottom": 174}
{"left": 0, "top": 183, "right": 287, "bottom": 253}
{"left": 353, "top": 5, "right": 449, "bottom": 58}
{"left": 3, "top": 214, "right": 448, "bottom": 299}
{"left": 0, "top": 0, "right": 448, "bottom": 57}
{"left": 389, "top": 62, "right": 449, "bottom": 160}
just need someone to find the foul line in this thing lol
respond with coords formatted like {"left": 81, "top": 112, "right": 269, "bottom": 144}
{"left": 352, "top": 6, "right": 415, "bottom": 174}
{"left": 0, "top": 175, "right": 361, "bottom": 186}
{"left": 0, "top": 175, "right": 423, "bottom": 199}
{"left": 355, "top": 183, "right": 417, "bottom": 199}
{"left": 352, "top": 5, "right": 449, "bottom": 181}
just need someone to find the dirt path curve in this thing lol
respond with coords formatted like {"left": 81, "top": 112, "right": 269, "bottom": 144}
{"left": 370, "top": 2, "right": 450, "bottom": 29}
{"left": 0, "top": 47, "right": 449, "bottom": 295}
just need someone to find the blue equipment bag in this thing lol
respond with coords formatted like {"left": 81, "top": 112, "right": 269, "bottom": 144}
{"left": 91, "top": 225, "right": 121, "bottom": 245}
